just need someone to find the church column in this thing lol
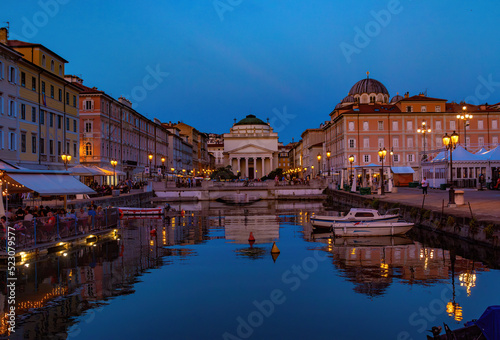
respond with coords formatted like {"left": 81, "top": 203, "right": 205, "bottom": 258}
{"left": 245, "top": 157, "right": 249, "bottom": 178}
{"left": 261, "top": 157, "right": 265, "bottom": 177}
{"left": 237, "top": 157, "right": 241, "bottom": 174}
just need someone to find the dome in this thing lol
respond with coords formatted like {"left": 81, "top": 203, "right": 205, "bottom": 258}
{"left": 341, "top": 95, "right": 355, "bottom": 103}
{"left": 349, "top": 78, "right": 389, "bottom": 96}
{"left": 234, "top": 114, "right": 268, "bottom": 126}
{"left": 390, "top": 94, "right": 403, "bottom": 103}
{"left": 334, "top": 103, "right": 342, "bottom": 110}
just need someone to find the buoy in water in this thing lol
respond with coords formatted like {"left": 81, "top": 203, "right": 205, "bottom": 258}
{"left": 150, "top": 229, "right": 157, "bottom": 236}
{"left": 248, "top": 240, "right": 255, "bottom": 248}
{"left": 248, "top": 232, "right": 255, "bottom": 241}
{"left": 181, "top": 210, "right": 185, "bottom": 217}
{"left": 271, "top": 242, "right": 280, "bottom": 254}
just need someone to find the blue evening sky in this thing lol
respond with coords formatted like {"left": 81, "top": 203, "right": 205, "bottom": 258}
{"left": 2, "top": 0, "right": 500, "bottom": 143}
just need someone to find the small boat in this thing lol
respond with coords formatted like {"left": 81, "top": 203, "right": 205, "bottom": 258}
{"left": 118, "top": 207, "right": 164, "bottom": 216}
{"left": 331, "top": 221, "right": 414, "bottom": 237}
{"left": 311, "top": 208, "right": 400, "bottom": 229}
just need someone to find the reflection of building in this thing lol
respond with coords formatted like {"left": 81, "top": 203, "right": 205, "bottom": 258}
{"left": 224, "top": 215, "right": 279, "bottom": 244}
{"left": 223, "top": 115, "right": 279, "bottom": 179}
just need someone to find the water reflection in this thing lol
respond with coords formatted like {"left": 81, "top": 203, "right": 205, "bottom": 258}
{"left": 0, "top": 202, "right": 496, "bottom": 339}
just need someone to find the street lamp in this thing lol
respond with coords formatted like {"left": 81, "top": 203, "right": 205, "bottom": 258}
{"left": 110, "top": 159, "right": 118, "bottom": 186}
{"left": 326, "top": 150, "right": 331, "bottom": 176}
{"left": 456, "top": 106, "right": 473, "bottom": 150}
{"left": 317, "top": 153, "right": 322, "bottom": 177}
{"left": 148, "top": 153, "right": 153, "bottom": 178}
{"left": 348, "top": 155, "right": 354, "bottom": 186}
{"left": 61, "top": 154, "right": 71, "bottom": 171}
{"left": 378, "top": 147, "right": 387, "bottom": 195}
{"left": 170, "top": 167, "right": 175, "bottom": 182}
{"left": 311, "top": 165, "right": 314, "bottom": 178}
{"left": 443, "top": 131, "right": 459, "bottom": 206}
{"left": 389, "top": 148, "right": 394, "bottom": 168}
{"left": 417, "top": 121, "right": 432, "bottom": 161}
{"left": 161, "top": 157, "right": 166, "bottom": 179}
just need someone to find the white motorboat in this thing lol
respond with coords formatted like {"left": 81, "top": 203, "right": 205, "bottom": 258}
{"left": 311, "top": 208, "right": 400, "bottom": 229}
{"left": 330, "top": 221, "right": 414, "bottom": 237}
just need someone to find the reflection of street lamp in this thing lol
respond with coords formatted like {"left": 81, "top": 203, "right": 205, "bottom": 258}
{"left": 110, "top": 159, "right": 117, "bottom": 185}
{"left": 161, "top": 157, "right": 165, "bottom": 179}
{"left": 61, "top": 154, "right": 71, "bottom": 171}
{"left": 148, "top": 153, "right": 153, "bottom": 178}
{"left": 317, "top": 153, "right": 321, "bottom": 177}
{"left": 443, "top": 131, "right": 459, "bottom": 206}
{"left": 457, "top": 106, "right": 473, "bottom": 150}
{"left": 311, "top": 165, "right": 314, "bottom": 178}
{"left": 326, "top": 150, "right": 331, "bottom": 176}
{"left": 170, "top": 167, "right": 175, "bottom": 181}
{"left": 348, "top": 155, "right": 354, "bottom": 186}
{"left": 378, "top": 147, "right": 387, "bottom": 195}
{"left": 417, "top": 121, "right": 432, "bottom": 161}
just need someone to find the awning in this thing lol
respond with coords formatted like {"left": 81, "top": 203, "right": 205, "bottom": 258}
{"left": 7, "top": 173, "right": 95, "bottom": 195}
{"left": 99, "top": 166, "right": 126, "bottom": 176}
{"left": 69, "top": 165, "right": 104, "bottom": 176}
{"left": 391, "top": 166, "right": 415, "bottom": 174}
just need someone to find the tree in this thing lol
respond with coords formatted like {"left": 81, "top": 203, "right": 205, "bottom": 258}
{"left": 210, "top": 165, "right": 237, "bottom": 180}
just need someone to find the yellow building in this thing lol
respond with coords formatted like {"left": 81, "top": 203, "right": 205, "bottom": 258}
{"left": 0, "top": 27, "right": 80, "bottom": 169}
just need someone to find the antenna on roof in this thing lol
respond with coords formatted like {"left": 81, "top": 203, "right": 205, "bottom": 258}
{"left": 3, "top": 21, "right": 9, "bottom": 39}
{"left": 366, "top": 71, "right": 370, "bottom": 79}
{"left": 233, "top": 118, "right": 236, "bottom": 124}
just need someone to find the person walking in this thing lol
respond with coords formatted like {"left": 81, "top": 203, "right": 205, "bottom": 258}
{"left": 421, "top": 177, "right": 429, "bottom": 195}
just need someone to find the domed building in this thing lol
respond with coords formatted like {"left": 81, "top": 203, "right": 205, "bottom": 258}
{"left": 390, "top": 93, "right": 404, "bottom": 104}
{"left": 349, "top": 74, "right": 390, "bottom": 104}
{"left": 223, "top": 114, "right": 279, "bottom": 179}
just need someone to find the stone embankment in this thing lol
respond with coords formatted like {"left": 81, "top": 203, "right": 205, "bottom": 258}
{"left": 325, "top": 188, "right": 500, "bottom": 248}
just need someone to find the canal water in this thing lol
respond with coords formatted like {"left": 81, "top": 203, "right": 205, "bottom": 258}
{"left": 3, "top": 201, "right": 500, "bottom": 339}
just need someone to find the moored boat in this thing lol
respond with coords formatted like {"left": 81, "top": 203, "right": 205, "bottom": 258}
{"left": 311, "top": 208, "right": 400, "bottom": 229}
{"left": 331, "top": 221, "right": 414, "bottom": 237}
{"left": 118, "top": 207, "right": 164, "bottom": 216}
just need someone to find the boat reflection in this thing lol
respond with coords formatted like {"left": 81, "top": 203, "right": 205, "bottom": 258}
{"left": 225, "top": 215, "right": 280, "bottom": 244}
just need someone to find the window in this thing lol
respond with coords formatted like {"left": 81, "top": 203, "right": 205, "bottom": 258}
{"left": 406, "top": 121, "right": 413, "bottom": 131}
{"left": 393, "top": 154, "right": 399, "bottom": 162}
{"left": 0, "top": 61, "right": 3, "bottom": 79}
{"left": 8, "top": 66, "right": 16, "bottom": 84}
{"left": 406, "top": 106, "right": 412, "bottom": 112}
{"left": 364, "top": 155, "right": 370, "bottom": 163}
{"left": 0, "top": 130, "right": 4, "bottom": 149}
{"left": 31, "top": 107, "right": 36, "bottom": 122}
{"left": 348, "top": 121, "right": 355, "bottom": 131}
{"left": 85, "top": 142, "right": 92, "bottom": 156}
{"left": 57, "top": 141, "right": 62, "bottom": 155}
{"left": 421, "top": 105, "right": 427, "bottom": 112}
{"left": 42, "top": 55, "right": 46, "bottom": 67}
{"left": 348, "top": 138, "right": 356, "bottom": 148}
{"left": 378, "top": 121, "right": 383, "bottom": 130}
{"left": 21, "top": 72, "right": 25, "bottom": 87}
{"left": 478, "top": 120, "right": 484, "bottom": 130}
{"left": 21, "top": 104, "right": 26, "bottom": 120}
{"left": 32, "top": 135, "right": 37, "bottom": 153}
{"left": 450, "top": 121, "right": 456, "bottom": 130}
{"left": 73, "top": 142, "right": 77, "bottom": 157}
{"left": 58, "top": 116, "right": 62, "bottom": 129}
{"left": 32, "top": 77, "right": 36, "bottom": 91}
{"left": 73, "top": 95, "right": 76, "bottom": 107}
{"left": 50, "top": 60, "right": 54, "bottom": 71}
{"left": 363, "top": 138, "right": 369, "bottom": 148}
{"left": 85, "top": 100, "right": 92, "bottom": 110}
{"left": 73, "top": 119, "right": 77, "bottom": 132}
{"left": 50, "top": 85, "right": 54, "bottom": 99}
{"left": 0, "top": 97, "right": 3, "bottom": 114}
{"left": 49, "top": 113, "right": 54, "bottom": 127}
{"left": 21, "top": 132, "right": 26, "bottom": 153}
{"left": 392, "top": 121, "right": 398, "bottom": 131}
{"left": 363, "top": 121, "right": 369, "bottom": 131}
{"left": 378, "top": 138, "right": 384, "bottom": 148}
{"left": 40, "top": 110, "right": 45, "bottom": 125}
{"left": 8, "top": 100, "right": 16, "bottom": 117}
{"left": 493, "top": 136, "right": 498, "bottom": 144}
{"left": 435, "top": 121, "right": 442, "bottom": 130}
{"left": 41, "top": 81, "right": 45, "bottom": 94}
{"left": 59, "top": 65, "right": 62, "bottom": 75}
{"left": 59, "top": 89, "right": 62, "bottom": 101}
{"left": 435, "top": 105, "right": 441, "bottom": 112}
{"left": 392, "top": 138, "right": 399, "bottom": 148}
{"left": 66, "top": 142, "right": 69, "bottom": 154}
{"left": 9, "top": 132, "right": 16, "bottom": 151}
{"left": 40, "top": 138, "right": 45, "bottom": 154}
{"left": 66, "top": 117, "right": 70, "bottom": 131}
{"left": 407, "top": 137, "right": 413, "bottom": 148}
{"left": 66, "top": 92, "right": 69, "bottom": 105}
{"left": 49, "top": 140, "right": 54, "bottom": 155}
{"left": 408, "top": 154, "right": 414, "bottom": 162}
{"left": 85, "top": 121, "right": 92, "bottom": 133}
{"left": 478, "top": 137, "right": 484, "bottom": 146}
{"left": 493, "top": 120, "right": 498, "bottom": 130}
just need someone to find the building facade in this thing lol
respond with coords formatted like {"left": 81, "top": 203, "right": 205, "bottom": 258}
{"left": 207, "top": 133, "right": 224, "bottom": 168}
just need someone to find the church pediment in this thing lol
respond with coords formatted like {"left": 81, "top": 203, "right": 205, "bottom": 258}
{"left": 227, "top": 143, "right": 276, "bottom": 154}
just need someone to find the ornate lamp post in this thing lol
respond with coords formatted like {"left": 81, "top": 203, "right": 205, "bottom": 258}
{"left": 443, "top": 131, "right": 459, "bottom": 206}
{"left": 348, "top": 155, "right": 354, "bottom": 186}
{"left": 161, "top": 157, "right": 166, "bottom": 179}
{"left": 456, "top": 106, "right": 473, "bottom": 150}
{"left": 378, "top": 147, "right": 387, "bottom": 195}
{"left": 326, "top": 150, "right": 331, "bottom": 177}
{"left": 61, "top": 154, "right": 71, "bottom": 171}
{"left": 148, "top": 153, "right": 153, "bottom": 178}
{"left": 317, "top": 153, "right": 322, "bottom": 177}
{"left": 110, "top": 159, "right": 117, "bottom": 185}
{"left": 417, "top": 121, "right": 432, "bottom": 161}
